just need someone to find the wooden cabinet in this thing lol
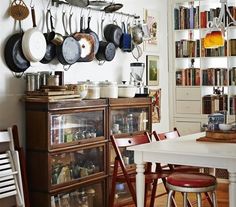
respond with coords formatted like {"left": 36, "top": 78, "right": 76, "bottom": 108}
{"left": 25, "top": 97, "right": 152, "bottom": 207}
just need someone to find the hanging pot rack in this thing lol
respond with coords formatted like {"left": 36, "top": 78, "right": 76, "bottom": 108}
{"left": 51, "top": 0, "right": 140, "bottom": 19}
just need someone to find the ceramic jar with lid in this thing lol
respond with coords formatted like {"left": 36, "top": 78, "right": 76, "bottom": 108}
{"left": 85, "top": 80, "right": 100, "bottom": 99}
{"left": 118, "top": 82, "right": 137, "bottom": 98}
{"left": 99, "top": 80, "right": 118, "bottom": 98}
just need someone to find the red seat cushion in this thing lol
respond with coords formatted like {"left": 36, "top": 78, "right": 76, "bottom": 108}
{"left": 167, "top": 172, "right": 217, "bottom": 188}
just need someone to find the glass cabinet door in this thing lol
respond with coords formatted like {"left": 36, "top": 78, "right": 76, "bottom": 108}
{"left": 50, "top": 110, "right": 105, "bottom": 148}
{"left": 51, "top": 180, "right": 106, "bottom": 207}
{"left": 50, "top": 144, "right": 106, "bottom": 187}
{"left": 110, "top": 107, "right": 150, "bottom": 135}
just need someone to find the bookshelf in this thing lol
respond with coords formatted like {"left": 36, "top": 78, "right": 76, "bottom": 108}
{"left": 168, "top": 0, "right": 236, "bottom": 135}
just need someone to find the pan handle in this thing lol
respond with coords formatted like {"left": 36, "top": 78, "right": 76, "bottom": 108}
{"left": 46, "top": 9, "right": 50, "bottom": 34}
{"left": 31, "top": 6, "right": 37, "bottom": 28}
{"left": 62, "top": 11, "right": 68, "bottom": 35}
{"left": 49, "top": 10, "right": 55, "bottom": 31}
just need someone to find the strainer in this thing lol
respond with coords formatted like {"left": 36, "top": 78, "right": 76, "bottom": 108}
{"left": 9, "top": 0, "right": 29, "bottom": 21}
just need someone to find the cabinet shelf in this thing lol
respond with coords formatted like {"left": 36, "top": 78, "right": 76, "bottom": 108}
{"left": 170, "top": 0, "right": 236, "bottom": 135}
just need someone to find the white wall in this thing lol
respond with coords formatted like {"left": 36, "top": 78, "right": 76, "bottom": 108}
{"left": 0, "top": 0, "right": 169, "bottom": 204}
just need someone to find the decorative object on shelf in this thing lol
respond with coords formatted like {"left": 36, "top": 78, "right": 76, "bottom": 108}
{"left": 146, "top": 55, "right": 159, "bottom": 86}
{"left": 149, "top": 88, "right": 161, "bottom": 123}
{"left": 143, "top": 9, "right": 159, "bottom": 52}
{"left": 204, "top": 0, "right": 236, "bottom": 48}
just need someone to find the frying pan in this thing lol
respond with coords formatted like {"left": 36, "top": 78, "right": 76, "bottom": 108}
{"left": 40, "top": 9, "right": 56, "bottom": 64}
{"left": 22, "top": 7, "right": 47, "bottom": 62}
{"left": 56, "top": 11, "right": 81, "bottom": 65}
{"left": 104, "top": 21, "right": 122, "bottom": 47}
{"left": 4, "top": 21, "right": 30, "bottom": 77}
{"left": 95, "top": 18, "right": 116, "bottom": 63}
{"left": 84, "top": 16, "right": 99, "bottom": 55}
{"left": 73, "top": 15, "right": 95, "bottom": 62}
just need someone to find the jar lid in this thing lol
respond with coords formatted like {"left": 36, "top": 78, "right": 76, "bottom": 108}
{"left": 99, "top": 80, "right": 117, "bottom": 86}
{"left": 130, "top": 62, "right": 145, "bottom": 67}
{"left": 86, "top": 80, "right": 99, "bottom": 86}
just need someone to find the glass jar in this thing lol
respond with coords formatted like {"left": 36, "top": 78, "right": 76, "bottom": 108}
{"left": 85, "top": 80, "right": 100, "bottom": 99}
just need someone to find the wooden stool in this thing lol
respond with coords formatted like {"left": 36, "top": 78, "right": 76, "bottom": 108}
{"left": 166, "top": 172, "right": 217, "bottom": 207}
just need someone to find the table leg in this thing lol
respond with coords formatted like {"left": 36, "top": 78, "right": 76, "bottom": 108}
{"left": 136, "top": 163, "right": 145, "bottom": 207}
{"left": 228, "top": 172, "right": 236, "bottom": 207}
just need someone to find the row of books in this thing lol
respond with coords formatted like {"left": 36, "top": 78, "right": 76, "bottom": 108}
{"left": 175, "top": 39, "right": 200, "bottom": 58}
{"left": 176, "top": 68, "right": 200, "bottom": 86}
{"left": 202, "top": 68, "right": 228, "bottom": 86}
{"left": 229, "top": 67, "right": 236, "bottom": 86}
{"left": 174, "top": 5, "right": 236, "bottom": 30}
{"left": 229, "top": 39, "right": 236, "bottom": 56}
{"left": 174, "top": 5, "right": 199, "bottom": 30}
{"left": 202, "top": 94, "right": 228, "bottom": 114}
{"left": 230, "top": 96, "right": 236, "bottom": 115}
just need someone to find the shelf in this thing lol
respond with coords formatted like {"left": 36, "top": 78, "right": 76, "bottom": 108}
{"left": 51, "top": 0, "right": 140, "bottom": 18}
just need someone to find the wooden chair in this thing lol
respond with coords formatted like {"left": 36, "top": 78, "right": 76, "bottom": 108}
{"left": 110, "top": 134, "right": 170, "bottom": 207}
{"left": 0, "top": 127, "right": 25, "bottom": 207}
{"left": 151, "top": 128, "right": 214, "bottom": 207}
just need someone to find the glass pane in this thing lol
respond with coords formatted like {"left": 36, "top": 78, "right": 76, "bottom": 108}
{"left": 51, "top": 181, "right": 105, "bottom": 207}
{"left": 110, "top": 107, "right": 149, "bottom": 134}
{"left": 50, "top": 111, "right": 104, "bottom": 146}
{"left": 51, "top": 146, "right": 105, "bottom": 186}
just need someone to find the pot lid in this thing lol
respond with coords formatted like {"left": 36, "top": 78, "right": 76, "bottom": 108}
{"left": 104, "top": 3, "right": 123, "bottom": 13}
{"left": 88, "top": 0, "right": 110, "bottom": 9}
{"left": 99, "top": 80, "right": 117, "bottom": 86}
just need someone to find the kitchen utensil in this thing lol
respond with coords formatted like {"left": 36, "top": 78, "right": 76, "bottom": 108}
{"left": 4, "top": 21, "right": 30, "bottom": 77}
{"left": 40, "top": 9, "right": 56, "bottom": 64}
{"left": 56, "top": 11, "right": 81, "bottom": 66}
{"left": 96, "top": 18, "right": 116, "bottom": 63}
{"left": 119, "top": 21, "right": 132, "bottom": 52}
{"left": 73, "top": 15, "right": 95, "bottom": 62}
{"left": 88, "top": 0, "right": 110, "bottom": 10}
{"left": 22, "top": 6, "right": 47, "bottom": 62}
{"left": 104, "top": 3, "right": 123, "bottom": 13}
{"left": 131, "top": 20, "right": 144, "bottom": 45}
{"left": 104, "top": 21, "right": 122, "bottom": 47}
{"left": 65, "top": 0, "right": 89, "bottom": 7}
{"left": 84, "top": 16, "right": 99, "bottom": 55}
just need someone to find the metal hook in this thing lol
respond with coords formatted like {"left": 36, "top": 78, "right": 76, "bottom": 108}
{"left": 30, "top": 0, "right": 34, "bottom": 8}
{"left": 126, "top": 16, "right": 130, "bottom": 25}
{"left": 47, "top": 0, "right": 51, "bottom": 9}
{"left": 101, "top": 11, "right": 105, "bottom": 20}
{"left": 80, "top": 7, "right": 84, "bottom": 17}
{"left": 69, "top": 5, "right": 73, "bottom": 15}
{"left": 112, "top": 13, "right": 116, "bottom": 21}
{"left": 87, "top": 7, "right": 91, "bottom": 18}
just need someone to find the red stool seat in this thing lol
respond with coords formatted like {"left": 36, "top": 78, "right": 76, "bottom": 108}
{"left": 167, "top": 172, "right": 217, "bottom": 188}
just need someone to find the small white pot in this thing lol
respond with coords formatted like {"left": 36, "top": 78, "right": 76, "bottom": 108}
{"left": 118, "top": 84, "right": 137, "bottom": 98}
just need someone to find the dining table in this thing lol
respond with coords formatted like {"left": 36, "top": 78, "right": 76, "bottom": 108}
{"left": 127, "top": 131, "right": 236, "bottom": 207}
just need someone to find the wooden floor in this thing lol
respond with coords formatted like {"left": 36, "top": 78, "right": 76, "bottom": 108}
{"left": 124, "top": 181, "right": 229, "bottom": 207}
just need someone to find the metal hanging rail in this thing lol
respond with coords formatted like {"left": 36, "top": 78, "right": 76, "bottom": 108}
{"left": 51, "top": 0, "right": 140, "bottom": 18}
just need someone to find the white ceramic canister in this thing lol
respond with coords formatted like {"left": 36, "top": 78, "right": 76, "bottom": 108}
{"left": 118, "top": 83, "right": 137, "bottom": 98}
{"left": 85, "top": 80, "right": 100, "bottom": 99}
{"left": 99, "top": 80, "right": 118, "bottom": 98}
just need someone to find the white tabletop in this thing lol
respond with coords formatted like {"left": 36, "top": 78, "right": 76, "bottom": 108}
{"left": 128, "top": 132, "right": 236, "bottom": 207}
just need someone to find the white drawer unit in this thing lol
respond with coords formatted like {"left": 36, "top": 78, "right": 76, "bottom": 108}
{"left": 176, "top": 87, "right": 201, "bottom": 101}
{"left": 175, "top": 121, "right": 202, "bottom": 135}
{"left": 176, "top": 100, "right": 201, "bottom": 114}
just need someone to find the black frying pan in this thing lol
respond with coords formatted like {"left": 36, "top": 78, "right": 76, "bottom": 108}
{"left": 4, "top": 22, "right": 30, "bottom": 77}
{"left": 56, "top": 11, "right": 81, "bottom": 66}
{"left": 40, "top": 9, "right": 56, "bottom": 64}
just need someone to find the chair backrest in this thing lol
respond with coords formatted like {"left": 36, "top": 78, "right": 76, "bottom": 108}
{"left": 0, "top": 127, "right": 25, "bottom": 206}
{"left": 110, "top": 134, "right": 151, "bottom": 173}
{"left": 153, "top": 127, "right": 180, "bottom": 141}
